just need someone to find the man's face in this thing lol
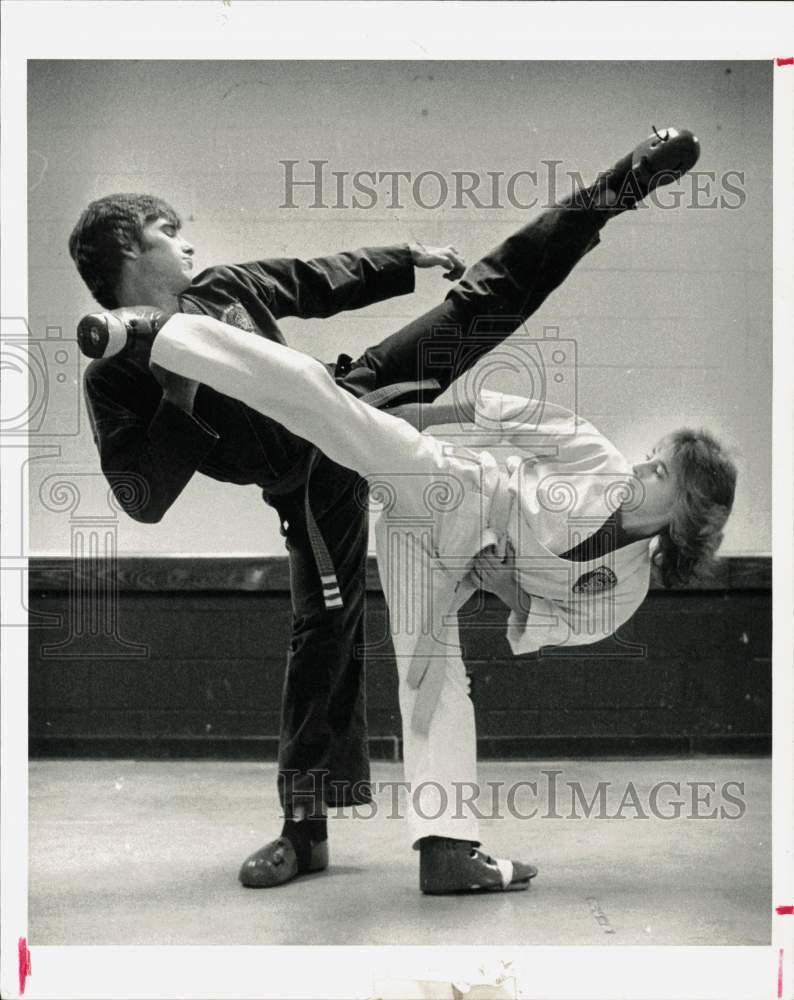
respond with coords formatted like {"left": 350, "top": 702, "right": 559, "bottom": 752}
{"left": 134, "top": 216, "right": 195, "bottom": 296}
{"left": 631, "top": 438, "right": 680, "bottom": 526}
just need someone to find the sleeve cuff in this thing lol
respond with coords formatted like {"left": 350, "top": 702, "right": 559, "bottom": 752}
{"left": 370, "top": 243, "right": 416, "bottom": 298}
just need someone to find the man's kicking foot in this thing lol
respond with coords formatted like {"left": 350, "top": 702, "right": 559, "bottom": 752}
{"left": 576, "top": 125, "right": 701, "bottom": 211}
{"left": 419, "top": 837, "right": 538, "bottom": 895}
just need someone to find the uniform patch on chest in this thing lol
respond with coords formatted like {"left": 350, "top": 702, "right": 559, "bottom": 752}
{"left": 221, "top": 303, "right": 257, "bottom": 332}
{"left": 572, "top": 566, "right": 617, "bottom": 594}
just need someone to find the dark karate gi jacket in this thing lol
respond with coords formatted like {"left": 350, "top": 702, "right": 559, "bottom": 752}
{"left": 82, "top": 247, "right": 416, "bottom": 522}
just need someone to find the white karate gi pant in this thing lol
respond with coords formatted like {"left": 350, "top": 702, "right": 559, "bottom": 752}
{"left": 153, "top": 314, "right": 500, "bottom": 846}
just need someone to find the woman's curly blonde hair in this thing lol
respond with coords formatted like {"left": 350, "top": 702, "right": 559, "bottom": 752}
{"left": 652, "top": 428, "right": 737, "bottom": 588}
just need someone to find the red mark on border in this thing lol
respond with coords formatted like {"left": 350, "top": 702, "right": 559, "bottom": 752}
{"left": 776, "top": 57, "right": 794, "bottom": 66}
{"left": 777, "top": 905, "right": 794, "bottom": 915}
{"left": 18, "top": 937, "right": 31, "bottom": 995}
{"left": 778, "top": 948, "right": 784, "bottom": 999}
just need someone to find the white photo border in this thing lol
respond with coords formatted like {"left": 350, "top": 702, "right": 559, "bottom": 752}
{"left": 2, "top": 2, "right": 793, "bottom": 998}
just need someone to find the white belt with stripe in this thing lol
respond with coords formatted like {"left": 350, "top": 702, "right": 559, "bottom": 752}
{"left": 406, "top": 466, "right": 516, "bottom": 734}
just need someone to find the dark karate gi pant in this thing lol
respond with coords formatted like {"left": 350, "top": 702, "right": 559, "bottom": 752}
{"left": 271, "top": 199, "right": 607, "bottom": 815}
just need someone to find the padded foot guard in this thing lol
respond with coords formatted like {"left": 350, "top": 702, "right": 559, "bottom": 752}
{"left": 77, "top": 306, "right": 167, "bottom": 360}
{"left": 419, "top": 836, "right": 538, "bottom": 895}
{"left": 600, "top": 126, "right": 701, "bottom": 209}
{"left": 238, "top": 836, "right": 328, "bottom": 888}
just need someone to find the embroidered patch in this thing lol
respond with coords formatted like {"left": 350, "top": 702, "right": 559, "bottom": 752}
{"left": 221, "top": 303, "right": 257, "bottom": 333}
{"left": 572, "top": 566, "right": 617, "bottom": 594}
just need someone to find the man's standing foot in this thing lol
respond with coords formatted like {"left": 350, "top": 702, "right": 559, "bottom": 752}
{"left": 239, "top": 813, "right": 329, "bottom": 888}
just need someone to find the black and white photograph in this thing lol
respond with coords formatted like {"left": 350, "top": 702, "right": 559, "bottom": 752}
{"left": 1, "top": 3, "right": 793, "bottom": 999}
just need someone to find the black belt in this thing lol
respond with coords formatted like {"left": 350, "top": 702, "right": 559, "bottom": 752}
{"left": 305, "top": 355, "right": 442, "bottom": 611}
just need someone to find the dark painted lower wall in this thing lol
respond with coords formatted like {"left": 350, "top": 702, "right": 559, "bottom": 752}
{"left": 28, "top": 557, "right": 772, "bottom": 759}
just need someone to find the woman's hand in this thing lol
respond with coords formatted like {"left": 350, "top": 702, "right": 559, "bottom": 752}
{"left": 469, "top": 543, "right": 526, "bottom": 616}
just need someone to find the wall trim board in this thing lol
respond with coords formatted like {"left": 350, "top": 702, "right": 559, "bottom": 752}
{"left": 29, "top": 733, "right": 771, "bottom": 761}
{"left": 28, "top": 554, "right": 772, "bottom": 595}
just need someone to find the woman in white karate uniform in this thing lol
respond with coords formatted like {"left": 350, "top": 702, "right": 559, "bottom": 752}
{"left": 149, "top": 313, "right": 737, "bottom": 894}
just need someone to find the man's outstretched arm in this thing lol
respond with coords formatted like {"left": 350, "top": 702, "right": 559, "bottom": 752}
{"left": 231, "top": 244, "right": 464, "bottom": 321}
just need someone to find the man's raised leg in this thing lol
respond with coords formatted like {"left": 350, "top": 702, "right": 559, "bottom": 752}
{"left": 352, "top": 127, "right": 700, "bottom": 395}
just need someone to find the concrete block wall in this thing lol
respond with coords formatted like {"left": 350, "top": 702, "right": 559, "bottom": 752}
{"left": 28, "top": 557, "right": 771, "bottom": 759}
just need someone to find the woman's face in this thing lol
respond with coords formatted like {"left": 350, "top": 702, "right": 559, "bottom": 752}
{"left": 630, "top": 439, "right": 680, "bottom": 526}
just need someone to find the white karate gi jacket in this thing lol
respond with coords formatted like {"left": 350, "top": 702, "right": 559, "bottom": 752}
{"left": 463, "top": 389, "right": 651, "bottom": 653}
{"left": 399, "top": 389, "right": 652, "bottom": 732}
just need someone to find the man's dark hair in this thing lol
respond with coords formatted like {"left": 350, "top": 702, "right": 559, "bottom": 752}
{"left": 68, "top": 194, "right": 181, "bottom": 308}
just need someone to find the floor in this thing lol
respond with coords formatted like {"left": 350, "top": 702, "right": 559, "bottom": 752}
{"left": 28, "top": 757, "right": 771, "bottom": 946}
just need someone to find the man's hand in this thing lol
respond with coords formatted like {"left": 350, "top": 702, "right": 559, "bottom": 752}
{"left": 150, "top": 361, "right": 200, "bottom": 414}
{"left": 469, "top": 543, "right": 526, "bottom": 616}
{"left": 409, "top": 243, "right": 466, "bottom": 281}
